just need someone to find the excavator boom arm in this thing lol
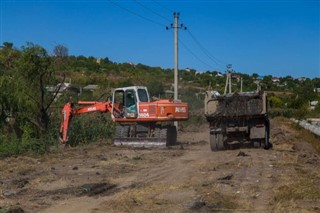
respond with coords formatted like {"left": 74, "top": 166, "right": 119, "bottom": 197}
{"left": 59, "top": 101, "right": 117, "bottom": 144}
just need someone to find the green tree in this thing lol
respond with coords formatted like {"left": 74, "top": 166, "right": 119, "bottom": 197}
{"left": 146, "top": 80, "right": 164, "bottom": 98}
{"left": 0, "top": 42, "right": 21, "bottom": 135}
{"left": 14, "top": 43, "right": 63, "bottom": 141}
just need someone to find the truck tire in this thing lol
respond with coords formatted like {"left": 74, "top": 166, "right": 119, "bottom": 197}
{"left": 210, "top": 133, "right": 224, "bottom": 151}
{"left": 264, "top": 119, "right": 272, "bottom": 150}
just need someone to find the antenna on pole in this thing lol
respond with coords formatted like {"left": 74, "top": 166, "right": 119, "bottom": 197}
{"left": 166, "top": 12, "right": 186, "bottom": 129}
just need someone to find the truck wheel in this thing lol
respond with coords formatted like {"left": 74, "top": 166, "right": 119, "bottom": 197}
{"left": 210, "top": 133, "right": 224, "bottom": 151}
{"left": 264, "top": 120, "right": 272, "bottom": 150}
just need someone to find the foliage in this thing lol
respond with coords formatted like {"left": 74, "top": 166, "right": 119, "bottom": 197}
{"left": 66, "top": 113, "right": 114, "bottom": 146}
{"left": 268, "top": 96, "right": 283, "bottom": 108}
{"left": 1, "top": 41, "right": 320, "bottom": 156}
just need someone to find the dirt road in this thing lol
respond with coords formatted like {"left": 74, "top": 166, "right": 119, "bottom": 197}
{"left": 1, "top": 118, "right": 320, "bottom": 213}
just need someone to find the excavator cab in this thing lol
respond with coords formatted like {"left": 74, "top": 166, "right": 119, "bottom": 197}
{"left": 112, "top": 86, "right": 150, "bottom": 119}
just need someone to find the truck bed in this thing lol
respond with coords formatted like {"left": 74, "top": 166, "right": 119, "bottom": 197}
{"left": 205, "top": 92, "right": 267, "bottom": 117}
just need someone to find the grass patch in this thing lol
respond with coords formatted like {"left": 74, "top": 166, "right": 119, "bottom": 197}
{"left": 273, "top": 177, "right": 320, "bottom": 202}
{"left": 293, "top": 123, "right": 320, "bottom": 155}
{"left": 197, "top": 191, "right": 240, "bottom": 211}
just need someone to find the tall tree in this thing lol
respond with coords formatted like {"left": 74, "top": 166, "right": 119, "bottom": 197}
{"left": 0, "top": 42, "right": 20, "bottom": 131}
{"left": 15, "top": 43, "right": 64, "bottom": 139}
{"left": 53, "top": 44, "right": 68, "bottom": 57}
{"left": 53, "top": 44, "right": 69, "bottom": 71}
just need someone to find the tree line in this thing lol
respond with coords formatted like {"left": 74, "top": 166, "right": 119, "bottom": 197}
{"left": 0, "top": 42, "right": 319, "bottom": 156}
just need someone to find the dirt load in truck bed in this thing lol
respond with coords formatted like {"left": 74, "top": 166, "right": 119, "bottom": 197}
{"left": 205, "top": 92, "right": 267, "bottom": 117}
{"left": 0, "top": 118, "right": 319, "bottom": 213}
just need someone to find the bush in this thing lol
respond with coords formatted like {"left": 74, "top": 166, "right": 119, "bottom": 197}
{"left": 0, "top": 132, "right": 45, "bottom": 157}
{"left": 269, "top": 109, "right": 294, "bottom": 118}
{"left": 67, "top": 113, "right": 114, "bottom": 146}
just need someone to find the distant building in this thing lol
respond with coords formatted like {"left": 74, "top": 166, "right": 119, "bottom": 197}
{"left": 83, "top": 84, "right": 99, "bottom": 91}
{"left": 46, "top": 82, "right": 80, "bottom": 101}
{"left": 310, "top": 100, "right": 319, "bottom": 110}
{"left": 232, "top": 74, "right": 241, "bottom": 80}
{"left": 257, "top": 75, "right": 265, "bottom": 80}
{"left": 128, "top": 62, "right": 136, "bottom": 67}
{"left": 215, "top": 72, "right": 224, "bottom": 77}
{"left": 272, "top": 77, "right": 280, "bottom": 83}
{"left": 46, "top": 82, "right": 79, "bottom": 93}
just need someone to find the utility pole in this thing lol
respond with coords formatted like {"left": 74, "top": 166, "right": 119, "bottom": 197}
{"left": 224, "top": 64, "right": 233, "bottom": 95}
{"left": 166, "top": 12, "right": 186, "bottom": 129}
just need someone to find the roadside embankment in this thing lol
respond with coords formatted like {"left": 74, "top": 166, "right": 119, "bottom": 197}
{"left": 291, "top": 118, "right": 320, "bottom": 137}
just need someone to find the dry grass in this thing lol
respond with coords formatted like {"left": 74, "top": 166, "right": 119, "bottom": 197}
{"left": 295, "top": 126, "right": 320, "bottom": 155}
{"left": 272, "top": 117, "right": 320, "bottom": 155}
{"left": 269, "top": 117, "right": 320, "bottom": 211}
{"left": 99, "top": 183, "right": 190, "bottom": 213}
{"left": 271, "top": 166, "right": 320, "bottom": 212}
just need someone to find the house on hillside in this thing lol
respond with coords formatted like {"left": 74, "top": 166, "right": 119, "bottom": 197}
{"left": 310, "top": 101, "right": 319, "bottom": 110}
{"left": 272, "top": 77, "right": 280, "bottom": 83}
{"left": 215, "top": 72, "right": 224, "bottom": 77}
{"left": 314, "top": 88, "right": 320, "bottom": 93}
{"left": 46, "top": 82, "right": 80, "bottom": 101}
{"left": 232, "top": 74, "right": 241, "bottom": 82}
{"left": 256, "top": 75, "right": 265, "bottom": 80}
{"left": 82, "top": 84, "right": 99, "bottom": 91}
{"left": 46, "top": 83, "right": 80, "bottom": 94}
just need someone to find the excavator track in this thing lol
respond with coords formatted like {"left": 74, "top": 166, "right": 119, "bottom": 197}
{"left": 113, "top": 124, "right": 177, "bottom": 147}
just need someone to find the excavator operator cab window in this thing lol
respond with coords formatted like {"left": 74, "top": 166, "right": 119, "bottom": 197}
{"left": 137, "top": 88, "right": 149, "bottom": 102}
{"left": 125, "top": 90, "right": 137, "bottom": 118}
{"left": 113, "top": 90, "right": 125, "bottom": 118}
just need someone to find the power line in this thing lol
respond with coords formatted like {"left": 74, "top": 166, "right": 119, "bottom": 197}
{"left": 186, "top": 29, "right": 226, "bottom": 69}
{"left": 108, "top": 1, "right": 222, "bottom": 71}
{"left": 151, "top": 0, "right": 174, "bottom": 14}
{"left": 133, "top": 0, "right": 171, "bottom": 22}
{"left": 179, "top": 38, "right": 214, "bottom": 70}
{"left": 108, "top": 0, "right": 166, "bottom": 27}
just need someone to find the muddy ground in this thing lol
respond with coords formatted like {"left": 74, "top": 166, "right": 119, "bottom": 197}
{"left": 0, "top": 118, "right": 320, "bottom": 213}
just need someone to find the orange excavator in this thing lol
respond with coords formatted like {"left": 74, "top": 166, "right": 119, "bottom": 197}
{"left": 59, "top": 86, "right": 188, "bottom": 147}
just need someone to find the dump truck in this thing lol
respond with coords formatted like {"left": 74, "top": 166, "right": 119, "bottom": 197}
{"left": 60, "top": 86, "right": 188, "bottom": 147}
{"left": 204, "top": 90, "right": 271, "bottom": 151}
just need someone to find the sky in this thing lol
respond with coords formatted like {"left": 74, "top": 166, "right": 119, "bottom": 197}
{"left": 1, "top": 0, "right": 319, "bottom": 78}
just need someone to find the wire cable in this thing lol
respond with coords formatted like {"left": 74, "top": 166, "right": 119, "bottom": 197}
{"left": 133, "top": 0, "right": 171, "bottom": 22}
{"left": 187, "top": 29, "right": 226, "bottom": 69}
{"left": 179, "top": 38, "right": 216, "bottom": 70}
{"left": 108, "top": 0, "right": 166, "bottom": 27}
{"left": 151, "top": 0, "right": 174, "bottom": 14}
{"left": 108, "top": 1, "right": 224, "bottom": 71}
